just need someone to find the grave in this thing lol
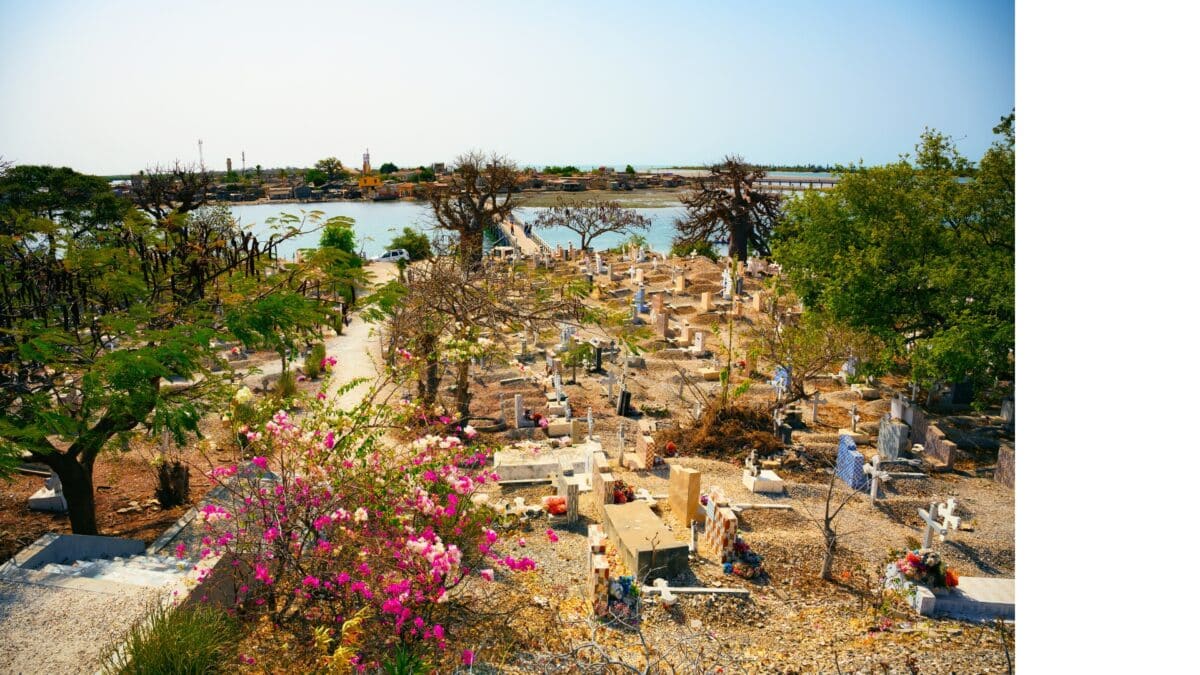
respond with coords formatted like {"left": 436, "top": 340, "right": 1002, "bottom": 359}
{"left": 587, "top": 525, "right": 611, "bottom": 616}
{"left": 601, "top": 501, "right": 691, "bottom": 578}
{"left": 834, "top": 434, "right": 868, "bottom": 490}
{"left": 27, "top": 472, "right": 68, "bottom": 513}
{"left": 702, "top": 494, "right": 739, "bottom": 563}
{"left": 878, "top": 417, "right": 911, "bottom": 460}
{"left": 741, "top": 449, "right": 785, "bottom": 494}
{"left": 592, "top": 450, "right": 616, "bottom": 511}
{"left": 903, "top": 576, "right": 1016, "bottom": 622}
{"left": 922, "top": 424, "right": 958, "bottom": 471}
{"left": 918, "top": 498, "right": 961, "bottom": 549}
{"left": 493, "top": 443, "right": 593, "bottom": 482}
{"left": 624, "top": 431, "right": 656, "bottom": 470}
{"left": 668, "top": 465, "right": 701, "bottom": 529}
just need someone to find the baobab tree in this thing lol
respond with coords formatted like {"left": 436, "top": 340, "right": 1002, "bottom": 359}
{"left": 674, "top": 155, "right": 781, "bottom": 262}
{"left": 426, "top": 151, "right": 522, "bottom": 270}
{"left": 533, "top": 197, "right": 650, "bottom": 251}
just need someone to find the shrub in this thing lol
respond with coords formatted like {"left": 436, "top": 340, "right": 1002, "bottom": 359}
{"left": 382, "top": 645, "right": 432, "bottom": 675}
{"left": 303, "top": 343, "right": 327, "bottom": 379}
{"left": 102, "top": 602, "right": 238, "bottom": 675}
{"left": 274, "top": 368, "right": 298, "bottom": 400}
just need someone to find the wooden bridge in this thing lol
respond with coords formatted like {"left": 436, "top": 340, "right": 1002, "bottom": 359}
{"left": 751, "top": 175, "right": 840, "bottom": 192}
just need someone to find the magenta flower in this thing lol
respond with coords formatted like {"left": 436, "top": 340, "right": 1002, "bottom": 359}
{"left": 251, "top": 456, "right": 268, "bottom": 470}
{"left": 462, "top": 649, "right": 475, "bottom": 666}
{"left": 480, "top": 568, "right": 494, "bottom": 582}
{"left": 546, "top": 529, "right": 559, "bottom": 543}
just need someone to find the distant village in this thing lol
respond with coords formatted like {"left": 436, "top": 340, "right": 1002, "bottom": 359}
{"left": 111, "top": 152, "right": 690, "bottom": 204}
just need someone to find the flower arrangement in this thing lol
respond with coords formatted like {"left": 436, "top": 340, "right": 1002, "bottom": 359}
{"left": 611, "top": 480, "right": 636, "bottom": 504}
{"left": 605, "top": 575, "right": 641, "bottom": 624}
{"left": 892, "top": 548, "right": 959, "bottom": 589}
{"left": 725, "top": 537, "right": 764, "bottom": 579}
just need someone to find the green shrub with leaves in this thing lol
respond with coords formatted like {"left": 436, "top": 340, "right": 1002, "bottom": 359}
{"left": 382, "top": 644, "right": 432, "bottom": 675}
{"left": 303, "top": 343, "right": 327, "bottom": 379}
{"left": 102, "top": 602, "right": 238, "bottom": 675}
{"left": 275, "top": 369, "right": 298, "bottom": 400}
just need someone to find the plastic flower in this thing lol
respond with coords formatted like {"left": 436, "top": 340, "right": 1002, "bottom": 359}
{"left": 480, "top": 568, "right": 495, "bottom": 582}
{"left": 546, "top": 529, "right": 559, "bottom": 543}
{"left": 462, "top": 649, "right": 475, "bottom": 666}
{"left": 251, "top": 456, "right": 268, "bottom": 470}
{"left": 234, "top": 386, "right": 253, "bottom": 404}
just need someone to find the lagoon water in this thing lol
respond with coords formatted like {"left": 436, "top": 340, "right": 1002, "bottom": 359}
{"left": 229, "top": 201, "right": 686, "bottom": 259}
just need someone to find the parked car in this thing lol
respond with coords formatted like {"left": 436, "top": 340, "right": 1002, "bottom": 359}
{"left": 373, "top": 249, "right": 410, "bottom": 263}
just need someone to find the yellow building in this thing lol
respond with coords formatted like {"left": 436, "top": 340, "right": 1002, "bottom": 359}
{"left": 357, "top": 149, "right": 382, "bottom": 195}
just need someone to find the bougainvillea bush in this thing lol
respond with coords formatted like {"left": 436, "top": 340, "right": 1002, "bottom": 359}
{"left": 193, "top": 376, "right": 536, "bottom": 670}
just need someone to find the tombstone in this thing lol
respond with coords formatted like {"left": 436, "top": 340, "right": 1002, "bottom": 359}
{"left": 679, "top": 320, "right": 693, "bottom": 344}
{"left": 591, "top": 344, "right": 604, "bottom": 373}
{"left": 668, "top": 465, "right": 701, "bottom": 529}
{"left": 654, "top": 310, "right": 669, "bottom": 338}
{"left": 514, "top": 394, "right": 532, "bottom": 428}
{"left": 634, "top": 267, "right": 645, "bottom": 285}
{"left": 840, "top": 354, "right": 859, "bottom": 380}
{"left": 751, "top": 291, "right": 763, "bottom": 312}
{"left": 28, "top": 472, "right": 68, "bottom": 513}
{"left": 878, "top": 416, "right": 910, "bottom": 461}
{"left": 634, "top": 285, "right": 648, "bottom": 313}
{"left": 616, "top": 389, "right": 633, "bottom": 417}
{"left": 721, "top": 267, "right": 733, "bottom": 300}
{"left": 673, "top": 273, "right": 686, "bottom": 293}
{"left": 600, "top": 372, "right": 618, "bottom": 401}
{"left": 699, "top": 292, "right": 713, "bottom": 313}
{"left": 588, "top": 525, "right": 611, "bottom": 615}
{"left": 651, "top": 292, "right": 664, "bottom": 315}
{"left": 519, "top": 333, "right": 528, "bottom": 359}
{"left": 1000, "top": 399, "right": 1015, "bottom": 425}
{"left": 587, "top": 408, "right": 594, "bottom": 440}
{"left": 850, "top": 405, "right": 860, "bottom": 433}
{"left": 734, "top": 274, "right": 744, "bottom": 296}
{"left": 772, "top": 366, "right": 791, "bottom": 402}
{"left": 691, "top": 331, "right": 706, "bottom": 355}
{"left": 702, "top": 496, "right": 738, "bottom": 563}
{"left": 949, "top": 381, "right": 974, "bottom": 406}
{"left": 834, "top": 434, "right": 868, "bottom": 490}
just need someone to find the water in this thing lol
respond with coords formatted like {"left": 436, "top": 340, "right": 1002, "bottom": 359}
{"left": 229, "top": 200, "right": 687, "bottom": 259}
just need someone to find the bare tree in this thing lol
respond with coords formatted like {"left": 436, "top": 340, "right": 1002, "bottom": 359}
{"left": 130, "top": 161, "right": 213, "bottom": 224}
{"left": 425, "top": 151, "right": 521, "bottom": 270}
{"left": 674, "top": 155, "right": 781, "bottom": 262}
{"left": 373, "top": 251, "right": 583, "bottom": 418}
{"left": 533, "top": 197, "right": 650, "bottom": 251}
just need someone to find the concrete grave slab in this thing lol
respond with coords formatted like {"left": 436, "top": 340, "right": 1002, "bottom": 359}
{"left": 602, "top": 501, "right": 690, "bottom": 579}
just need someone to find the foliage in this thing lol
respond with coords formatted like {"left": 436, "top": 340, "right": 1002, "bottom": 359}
{"left": 382, "top": 644, "right": 432, "bottom": 675}
{"left": 674, "top": 155, "right": 782, "bottom": 261}
{"left": 101, "top": 602, "right": 239, "bottom": 675}
{"left": 773, "top": 115, "right": 1014, "bottom": 393}
{"left": 747, "top": 298, "right": 883, "bottom": 402}
{"left": 315, "top": 157, "right": 349, "bottom": 182}
{"left": 624, "top": 164, "right": 636, "bottom": 174}
{"left": 194, "top": 382, "right": 539, "bottom": 669}
{"left": 617, "top": 233, "right": 648, "bottom": 254}
{"left": 409, "top": 166, "right": 436, "bottom": 183}
{"left": 302, "top": 342, "right": 327, "bottom": 379}
{"left": 669, "top": 238, "right": 718, "bottom": 261}
{"left": 225, "top": 290, "right": 329, "bottom": 369}
{"left": 378, "top": 162, "right": 400, "bottom": 175}
{"left": 387, "top": 227, "right": 433, "bottom": 264}
{"left": 532, "top": 198, "right": 649, "bottom": 251}
{"left": 541, "top": 165, "right": 580, "bottom": 176}
{"left": 320, "top": 221, "right": 358, "bottom": 257}
{"left": 0, "top": 162, "right": 316, "bottom": 534}
{"left": 306, "top": 169, "right": 329, "bottom": 186}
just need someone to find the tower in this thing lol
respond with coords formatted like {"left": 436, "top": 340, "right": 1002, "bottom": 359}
{"left": 357, "top": 147, "right": 382, "bottom": 196}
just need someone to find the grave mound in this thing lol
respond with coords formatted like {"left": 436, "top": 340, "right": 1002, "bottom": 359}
{"left": 658, "top": 404, "right": 783, "bottom": 459}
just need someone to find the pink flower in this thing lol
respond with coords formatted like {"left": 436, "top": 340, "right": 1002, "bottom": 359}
{"left": 251, "top": 456, "right": 268, "bottom": 470}
{"left": 317, "top": 392, "right": 326, "bottom": 400}
{"left": 518, "top": 538, "right": 526, "bottom": 547}
{"left": 546, "top": 529, "right": 559, "bottom": 543}
{"left": 462, "top": 649, "right": 475, "bottom": 666}
{"left": 254, "top": 563, "right": 273, "bottom": 585}
{"left": 302, "top": 575, "right": 320, "bottom": 588}
{"left": 480, "top": 568, "right": 494, "bottom": 581}
{"left": 174, "top": 543, "right": 187, "bottom": 559}
{"left": 324, "top": 432, "right": 336, "bottom": 449}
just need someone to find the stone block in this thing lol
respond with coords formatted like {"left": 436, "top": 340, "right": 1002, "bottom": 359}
{"left": 741, "top": 468, "right": 785, "bottom": 494}
{"left": 699, "top": 368, "right": 721, "bottom": 382}
{"left": 668, "top": 465, "right": 701, "bottom": 529}
{"left": 878, "top": 418, "right": 910, "bottom": 461}
{"left": 851, "top": 383, "right": 880, "bottom": 400}
{"left": 995, "top": 445, "right": 1015, "bottom": 489}
{"left": 905, "top": 576, "right": 1016, "bottom": 622}
{"left": 601, "top": 502, "right": 690, "bottom": 578}
{"left": 835, "top": 435, "right": 868, "bottom": 490}
{"left": 27, "top": 488, "right": 67, "bottom": 513}
{"left": 702, "top": 501, "right": 738, "bottom": 563}
{"left": 923, "top": 425, "right": 957, "bottom": 470}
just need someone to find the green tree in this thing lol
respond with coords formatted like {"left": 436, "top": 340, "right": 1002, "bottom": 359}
{"left": 306, "top": 168, "right": 329, "bottom": 186}
{"left": 379, "top": 162, "right": 399, "bottom": 175}
{"left": 624, "top": 164, "right": 636, "bottom": 174}
{"left": 387, "top": 227, "right": 433, "bottom": 264}
{"left": 674, "top": 155, "right": 781, "bottom": 262}
{"left": 315, "top": 157, "right": 348, "bottom": 182}
{"left": 773, "top": 115, "right": 1014, "bottom": 396}
{"left": 0, "top": 166, "right": 316, "bottom": 534}
{"left": 319, "top": 220, "right": 357, "bottom": 256}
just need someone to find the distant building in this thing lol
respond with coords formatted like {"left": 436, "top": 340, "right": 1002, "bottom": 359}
{"left": 431, "top": 162, "right": 446, "bottom": 173}
{"left": 357, "top": 150, "right": 382, "bottom": 197}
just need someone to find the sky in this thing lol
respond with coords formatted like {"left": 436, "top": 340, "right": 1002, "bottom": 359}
{"left": 0, "top": 0, "right": 1013, "bottom": 175}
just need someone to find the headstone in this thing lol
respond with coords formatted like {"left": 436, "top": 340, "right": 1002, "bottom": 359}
{"left": 810, "top": 391, "right": 825, "bottom": 425}
{"left": 654, "top": 310, "right": 669, "bottom": 338}
{"left": 674, "top": 273, "right": 686, "bottom": 292}
{"left": 1000, "top": 399, "right": 1015, "bottom": 425}
{"left": 878, "top": 417, "right": 910, "bottom": 460}
{"left": 635, "top": 285, "right": 647, "bottom": 313}
{"left": 616, "top": 389, "right": 632, "bottom": 417}
{"left": 587, "top": 408, "right": 594, "bottom": 440}
{"left": 751, "top": 291, "right": 763, "bottom": 312}
{"left": 702, "top": 496, "right": 738, "bottom": 563}
{"left": 27, "top": 472, "right": 68, "bottom": 513}
{"left": 699, "top": 292, "right": 712, "bottom": 313}
{"left": 602, "top": 501, "right": 690, "bottom": 578}
{"left": 721, "top": 267, "right": 732, "bottom": 300}
{"left": 634, "top": 267, "right": 645, "bottom": 285}
{"left": 835, "top": 434, "right": 868, "bottom": 490}
{"left": 679, "top": 320, "right": 693, "bottom": 343}
{"left": 668, "top": 465, "right": 701, "bottom": 529}
{"left": 850, "top": 405, "right": 860, "bottom": 433}
{"left": 651, "top": 292, "right": 664, "bottom": 315}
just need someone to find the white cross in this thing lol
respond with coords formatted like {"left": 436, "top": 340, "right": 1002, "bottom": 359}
{"left": 587, "top": 408, "right": 594, "bottom": 440}
{"left": 918, "top": 499, "right": 961, "bottom": 548}
{"left": 863, "top": 455, "right": 925, "bottom": 507}
{"left": 810, "top": 392, "right": 825, "bottom": 425}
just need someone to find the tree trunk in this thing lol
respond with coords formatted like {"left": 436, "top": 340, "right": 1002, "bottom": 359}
{"left": 729, "top": 213, "right": 750, "bottom": 262}
{"left": 418, "top": 333, "right": 440, "bottom": 408}
{"left": 459, "top": 228, "right": 484, "bottom": 271}
{"left": 155, "top": 460, "right": 190, "bottom": 508}
{"left": 820, "top": 526, "right": 836, "bottom": 581}
{"left": 43, "top": 453, "right": 99, "bottom": 535}
{"left": 454, "top": 359, "right": 471, "bottom": 418}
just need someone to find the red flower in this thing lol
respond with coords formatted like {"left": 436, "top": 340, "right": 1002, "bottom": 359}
{"left": 944, "top": 568, "right": 959, "bottom": 587}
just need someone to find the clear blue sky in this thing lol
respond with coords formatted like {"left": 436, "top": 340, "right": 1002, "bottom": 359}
{"left": 0, "top": 0, "right": 1013, "bottom": 175}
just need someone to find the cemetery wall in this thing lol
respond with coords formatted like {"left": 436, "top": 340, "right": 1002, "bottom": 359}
{"left": 923, "top": 424, "right": 957, "bottom": 470}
